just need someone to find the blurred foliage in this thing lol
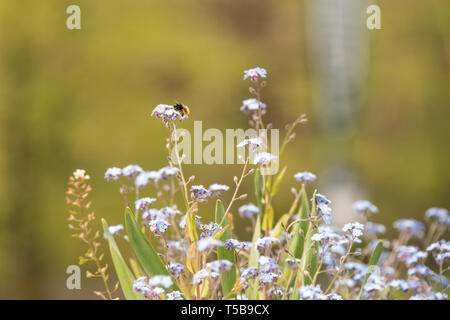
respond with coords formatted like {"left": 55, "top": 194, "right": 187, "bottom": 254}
{"left": 0, "top": 0, "right": 448, "bottom": 298}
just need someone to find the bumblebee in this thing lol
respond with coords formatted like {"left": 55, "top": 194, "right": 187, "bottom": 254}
{"left": 173, "top": 103, "right": 190, "bottom": 117}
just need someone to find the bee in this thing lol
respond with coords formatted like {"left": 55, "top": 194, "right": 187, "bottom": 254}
{"left": 173, "top": 103, "right": 190, "bottom": 117}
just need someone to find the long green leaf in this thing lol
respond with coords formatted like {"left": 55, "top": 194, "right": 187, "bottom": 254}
{"left": 358, "top": 240, "right": 383, "bottom": 299}
{"left": 124, "top": 208, "right": 180, "bottom": 291}
{"left": 288, "top": 185, "right": 309, "bottom": 259}
{"left": 291, "top": 191, "right": 318, "bottom": 299}
{"left": 271, "top": 166, "right": 287, "bottom": 197}
{"left": 215, "top": 200, "right": 237, "bottom": 298}
{"left": 102, "top": 218, "right": 143, "bottom": 300}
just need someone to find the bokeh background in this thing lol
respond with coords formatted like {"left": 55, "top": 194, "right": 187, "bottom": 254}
{"left": 0, "top": 0, "right": 448, "bottom": 299}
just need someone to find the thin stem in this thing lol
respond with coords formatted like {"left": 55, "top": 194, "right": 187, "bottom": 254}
{"left": 217, "top": 156, "right": 250, "bottom": 229}
{"left": 324, "top": 241, "right": 353, "bottom": 295}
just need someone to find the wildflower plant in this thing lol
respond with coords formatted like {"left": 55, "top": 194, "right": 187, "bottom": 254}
{"left": 66, "top": 68, "right": 449, "bottom": 300}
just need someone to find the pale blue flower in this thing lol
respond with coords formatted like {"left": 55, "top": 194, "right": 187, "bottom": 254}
{"left": 135, "top": 170, "right": 160, "bottom": 188}
{"left": 135, "top": 197, "right": 156, "bottom": 211}
{"left": 158, "top": 206, "right": 182, "bottom": 219}
{"left": 314, "top": 193, "right": 331, "bottom": 204}
{"left": 190, "top": 185, "right": 210, "bottom": 200}
{"left": 393, "top": 219, "right": 425, "bottom": 236}
{"left": 166, "top": 291, "right": 184, "bottom": 300}
{"left": 397, "top": 246, "right": 428, "bottom": 267}
{"left": 243, "top": 67, "right": 267, "bottom": 82}
{"left": 197, "top": 237, "right": 223, "bottom": 252}
{"left": 237, "top": 137, "right": 264, "bottom": 152}
{"left": 408, "top": 265, "right": 432, "bottom": 277}
{"left": 206, "top": 260, "right": 233, "bottom": 273}
{"left": 327, "top": 293, "right": 343, "bottom": 300}
{"left": 167, "top": 240, "right": 188, "bottom": 254}
{"left": 200, "top": 222, "right": 222, "bottom": 238}
{"left": 151, "top": 104, "right": 186, "bottom": 123}
{"left": 258, "top": 256, "right": 278, "bottom": 273}
{"left": 142, "top": 209, "right": 164, "bottom": 221}
{"left": 193, "top": 268, "right": 218, "bottom": 285}
{"left": 427, "top": 240, "right": 450, "bottom": 263}
{"left": 104, "top": 167, "right": 122, "bottom": 181}
{"left": 148, "top": 275, "right": 173, "bottom": 288}
{"left": 298, "top": 285, "right": 328, "bottom": 300}
{"left": 238, "top": 203, "right": 259, "bottom": 218}
{"left": 107, "top": 224, "right": 123, "bottom": 236}
{"left": 240, "top": 98, "right": 267, "bottom": 114}
{"left": 311, "top": 227, "right": 340, "bottom": 245}
{"left": 178, "top": 214, "right": 201, "bottom": 229}
{"left": 149, "top": 219, "right": 170, "bottom": 234}
{"left": 255, "top": 237, "right": 278, "bottom": 254}
{"left": 363, "top": 274, "right": 386, "bottom": 294}
{"left": 294, "top": 171, "right": 317, "bottom": 184}
{"left": 342, "top": 222, "right": 364, "bottom": 239}
{"left": 388, "top": 279, "right": 411, "bottom": 292}
{"left": 224, "top": 239, "right": 244, "bottom": 250}
{"left": 253, "top": 152, "right": 277, "bottom": 167}
{"left": 410, "top": 292, "right": 448, "bottom": 300}
{"left": 158, "top": 166, "right": 180, "bottom": 181}
{"left": 365, "top": 222, "right": 386, "bottom": 236}
{"left": 122, "top": 164, "right": 143, "bottom": 178}
{"left": 240, "top": 267, "right": 258, "bottom": 281}
{"left": 352, "top": 200, "right": 379, "bottom": 215}
{"left": 285, "top": 258, "right": 302, "bottom": 268}
{"left": 425, "top": 207, "right": 449, "bottom": 225}
{"left": 267, "top": 287, "right": 284, "bottom": 297}
{"left": 167, "top": 262, "right": 184, "bottom": 276}
{"left": 208, "top": 184, "right": 230, "bottom": 196}
{"left": 259, "top": 272, "right": 278, "bottom": 284}
{"left": 314, "top": 194, "right": 332, "bottom": 225}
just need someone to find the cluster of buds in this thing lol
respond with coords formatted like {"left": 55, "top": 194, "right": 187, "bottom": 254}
{"left": 66, "top": 169, "right": 117, "bottom": 300}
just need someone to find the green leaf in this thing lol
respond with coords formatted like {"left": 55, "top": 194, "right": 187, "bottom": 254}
{"left": 291, "top": 190, "right": 319, "bottom": 299}
{"left": 262, "top": 204, "right": 274, "bottom": 233}
{"left": 270, "top": 166, "right": 287, "bottom": 197}
{"left": 254, "top": 168, "right": 263, "bottom": 208}
{"left": 299, "top": 191, "right": 319, "bottom": 282}
{"left": 102, "top": 218, "right": 143, "bottom": 300}
{"left": 215, "top": 200, "right": 237, "bottom": 298}
{"left": 358, "top": 240, "right": 383, "bottom": 299}
{"left": 185, "top": 202, "right": 199, "bottom": 242}
{"left": 288, "top": 185, "right": 310, "bottom": 259}
{"left": 124, "top": 208, "right": 180, "bottom": 291}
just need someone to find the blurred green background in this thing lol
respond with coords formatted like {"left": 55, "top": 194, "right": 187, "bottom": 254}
{"left": 0, "top": 0, "right": 448, "bottom": 298}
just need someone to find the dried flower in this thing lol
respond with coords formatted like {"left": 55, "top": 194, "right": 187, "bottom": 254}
{"left": 73, "top": 169, "right": 90, "bottom": 180}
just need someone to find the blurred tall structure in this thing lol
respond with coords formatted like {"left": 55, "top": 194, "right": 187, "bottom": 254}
{"left": 305, "top": 0, "right": 371, "bottom": 224}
